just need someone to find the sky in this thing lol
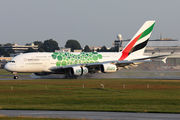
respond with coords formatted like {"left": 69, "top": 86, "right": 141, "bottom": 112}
{"left": 0, "top": 0, "right": 180, "bottom": 48}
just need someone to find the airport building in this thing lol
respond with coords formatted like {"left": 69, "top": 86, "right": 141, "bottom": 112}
{"left": 0, "top": 43, "right": 38, "bottom": 68}
{"left": 113, "top": 37, "right": 180, "bottom": 70}
{"left": 55, "top": 47, "right": 71, "bottom": 52}
{"left": 0, "top": 57, "right": 12, "bottom": 68}
{"left": 0, "top": 43, "right": 38, "bottom": 53}
{"left": 55, "top": 48, "right": 82, "bottom": 52}
{"left": 82, "top": 46, "right": 111, "bottom": 52}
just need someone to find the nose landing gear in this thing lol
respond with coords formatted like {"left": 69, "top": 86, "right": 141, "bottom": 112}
{"left": 13, "top": 72, "right": 18, "bottom": 79}
{"left": 13, "top": 76, "right": 18, "bottom": 79}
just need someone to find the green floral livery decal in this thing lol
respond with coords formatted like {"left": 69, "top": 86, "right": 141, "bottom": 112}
{"left": 52, "top": 52, "right": 103, "bottom": 66}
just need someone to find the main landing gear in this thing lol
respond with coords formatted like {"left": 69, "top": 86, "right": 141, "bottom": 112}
{"left": 13, "top": 72, "right": 18, "bottom": 79}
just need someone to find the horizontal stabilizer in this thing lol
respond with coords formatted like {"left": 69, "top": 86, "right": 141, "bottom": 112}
{"left": 132, "top": 55, "right": 170, "bottom": 61}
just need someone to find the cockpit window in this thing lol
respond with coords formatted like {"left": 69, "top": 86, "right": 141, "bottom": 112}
{"left": 9, "top": 61, "right": 15, "bottom": 63}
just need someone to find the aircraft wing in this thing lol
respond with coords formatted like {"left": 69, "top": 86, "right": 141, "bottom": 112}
{"left": 49, "top": 60, "right": 152, "bottom": 72}
{"left": 85, "top": 60, "right": 152, "bottom": 67}
{"left": 48, "top": 54, "right": 169, "bottom": 74}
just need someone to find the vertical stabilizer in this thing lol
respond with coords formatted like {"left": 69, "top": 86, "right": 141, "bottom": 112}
{"left": 119, "top": 21, "right": 155, "bottom": 60}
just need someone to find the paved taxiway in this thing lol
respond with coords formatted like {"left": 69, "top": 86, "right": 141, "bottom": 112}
{"left": 1, "top": 76, "right": 180, "bottom": 80}
{"left": 1, "top": 74, "right": 180, "bottom": 80}
{"left": 0, "top": 110, "right": 180, "bottom": 120}
{"left": 1, "top": 71, "right": 180, "bottom": 120}
{"left": 1, "top": 69, "right": 180, "bottom": 80}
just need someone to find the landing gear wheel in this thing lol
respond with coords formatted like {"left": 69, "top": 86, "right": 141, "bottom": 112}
{"left": 13, "top": 76, "right": 18, "bottom": 79}
{"left": 13, "top": 72, "right": 18, "bottom": 79}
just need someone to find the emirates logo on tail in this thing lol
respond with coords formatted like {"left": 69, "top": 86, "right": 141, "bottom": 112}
{"left": 118, "top": 21, "right": 155, "bottom": 60}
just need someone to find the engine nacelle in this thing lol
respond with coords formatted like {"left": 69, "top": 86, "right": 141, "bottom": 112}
{"left": 70, "top": 66, "right": 88, "bottom": 76}
{"left": 100, "top": 64, "right": 117, "bottom": 73}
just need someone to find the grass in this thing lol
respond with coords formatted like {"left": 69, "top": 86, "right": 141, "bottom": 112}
{"left": 0, "top": 69, "right": 30, "bottom": 75}
{"left": 0, "top": 79, "right": 180, "bottom": 113}
{"left": 0, "top": 69, "right": 12, "bottom": 75}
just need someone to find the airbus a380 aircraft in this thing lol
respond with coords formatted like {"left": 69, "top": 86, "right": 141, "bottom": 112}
{"left": 5, "top": 21, "right": 167, "bottom": 79}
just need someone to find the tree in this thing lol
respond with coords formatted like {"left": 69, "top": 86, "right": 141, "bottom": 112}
{"left": 5, "top": 49, "right": 15, "bottom": 57}
{"left": 65, "top": 39, "right": 81, "bottom": 52}
{"left": 34, "top": 41, "right": 43, "bottom": 47}
{"left": 101, "top": 46, "right": 108, "bottom": 52}
{"left": 0, "top": 47, "right": 5, "bottom": 56}
{"left": 97, "top": 46, "right": 108, "bottom": 52}
{"left": 0, "top": 48, "right": 15, "bottom": 57}
{"left": 25, "top": 43, "right": 31, "bottom": 46}
{"left": 34, "top": 41, "right": 45, "bottom": 52}
{"left": 4, "top": 52, "right": 10, "bottom": 57}
{"left": 38, "top": 48, "right": 45, "bottom": 52}
{"left": 83, "top": 45, "right": 91, "bottom": 52}
{"left": 4, "top": 43, "right": 12, "bottom": 46}
{"left": 7, "top": 49, "right": 15, "bottom": 54}
{"left": 109, "top": 46, "right": 119, "bottom": 52}
{"left": 43, "top": 39, "right": 59, "bottom": 52}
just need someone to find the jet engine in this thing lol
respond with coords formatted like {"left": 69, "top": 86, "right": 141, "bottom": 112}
{"left": 69, "top": 66, "right": 88, "bottom": 76}
{"left": 100, "top": 64, "right": 117, "bottom": 73}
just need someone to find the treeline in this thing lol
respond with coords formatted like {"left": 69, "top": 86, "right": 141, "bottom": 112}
{"left": 63, "top": 39, "right": 119, "bottom": 52}
{"left": 0, "top": 39, "right": 60, "bottom": 57}
{"left": 0, "top": 39, "right": 119, "bottom": 57}
{"left": 26, "top": 39, "right": 59, "bottom": 53}
{"left": 0, "top": 47, "right": 15, "bottom": 57}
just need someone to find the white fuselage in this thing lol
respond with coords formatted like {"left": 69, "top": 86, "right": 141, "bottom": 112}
{"left": 5, "top": 52, "right": 124, "bottom": 73}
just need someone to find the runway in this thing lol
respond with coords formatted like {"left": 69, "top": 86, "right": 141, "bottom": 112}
{"left": 0, "top": 70, "right": 180, "bottom": 120}
{"left": 1, "top": 70, "right": 180, "bottom": 80}
{"left": 1, "top": 76, "right": 180, "bottom": 80}
{"left": 0, "top": 110, "right": 180, "bottom": 120}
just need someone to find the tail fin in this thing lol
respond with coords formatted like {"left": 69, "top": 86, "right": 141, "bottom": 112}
{"left": 119, "top": 20, "right": 155, "bottom": 60}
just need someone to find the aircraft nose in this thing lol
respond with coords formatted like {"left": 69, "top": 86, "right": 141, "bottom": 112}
{"left": 4, "top": 63, "right": 11, "bottom": 72}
